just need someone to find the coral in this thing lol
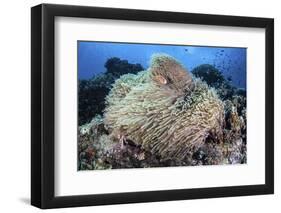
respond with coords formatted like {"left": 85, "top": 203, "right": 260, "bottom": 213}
{"left": 105, "top": 57, "right": 144, "bottom": 77}
{"left": 191, "top": 64, "right": 237, "bottom": 100}
{"left": 104, "top": 54, "right": 224, "bottom": 160}
{"left": 192, "top": 64, "right": 225, "bottom": 88}
{"left": 78, "top": 113, "right": 245, "bottom": 170}
{"left": 78, "top": 115, "right": 115, "bottom": 170}
{"left": 224, "top": 97, "right": 246, "bottom": 135}
{"left": 225, "top": 138, "right": 246, "bottom": 164}
{"left": 79, "top": 78, "right": 110, "bottom": 125}
{"left": 79, "top": 58, "right": 144, "bottom": 125}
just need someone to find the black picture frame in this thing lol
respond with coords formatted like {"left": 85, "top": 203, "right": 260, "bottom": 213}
{"left": 31, "top": 3, "right": 274, "bottom": 209}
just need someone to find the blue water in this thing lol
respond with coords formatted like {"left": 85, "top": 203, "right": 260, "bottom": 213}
{"left": 78, "top": 41, "right": 246, "bottom": 88}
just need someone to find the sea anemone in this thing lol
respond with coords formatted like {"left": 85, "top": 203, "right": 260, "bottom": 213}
{"left": 104, "top": 54, "right": 224, "bottom": 160}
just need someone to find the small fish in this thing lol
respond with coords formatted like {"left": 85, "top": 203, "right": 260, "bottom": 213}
{"left": 154, "top": 75, "right": 167, "bottom": 85}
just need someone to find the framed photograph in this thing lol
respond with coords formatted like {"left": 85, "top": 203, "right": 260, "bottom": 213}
{"left": 31, "top": 3, "right": 274, "bottom": 209}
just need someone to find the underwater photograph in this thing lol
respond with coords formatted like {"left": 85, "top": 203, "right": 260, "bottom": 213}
{"left": 78, "top": 41, "right": 247, "bottom": 170}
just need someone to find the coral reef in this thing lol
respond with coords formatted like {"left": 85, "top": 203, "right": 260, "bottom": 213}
{"left": 192, "top": 64, "right": 225, "bottom": 88}
{"left": 191, "top": 63, "right": 247, "bottom": 164}
{"left": 78, "top": 114, "right": 245, "bottom": 170}
{"left": 78, "top": 54, "right": 247, "bottom": 170}
{"left": 105, "top": 57, "right": 143, "bottom": 77}
{"left": 192, "top": 64, "right": 246, "bottom": 101}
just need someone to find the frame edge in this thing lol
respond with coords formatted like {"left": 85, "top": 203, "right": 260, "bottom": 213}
{"left": 31, "top": 3, "right": 275, "bottom": 209}
{"left": 31, "top": 4, "right": 43, "bottom": 208}
{"left": 265, "top": 18, "right": 274, "bottom": 194}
